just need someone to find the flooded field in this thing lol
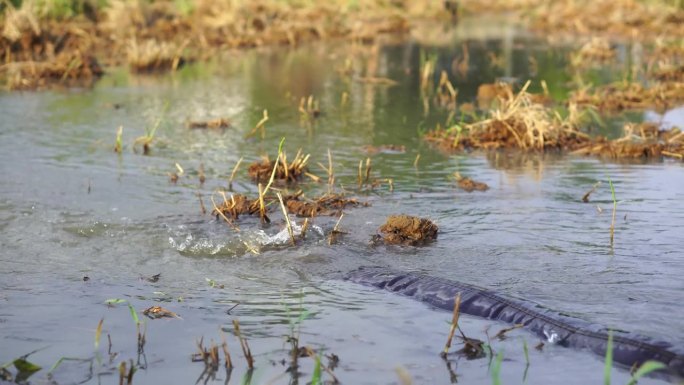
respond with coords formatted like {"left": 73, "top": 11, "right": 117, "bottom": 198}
{"left": 1, "top": 19, "right": 683, "bottom": 385}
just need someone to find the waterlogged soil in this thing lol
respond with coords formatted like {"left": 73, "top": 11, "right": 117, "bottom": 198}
{"left": 1, "top": 21, "right": 684, "bottom": 385}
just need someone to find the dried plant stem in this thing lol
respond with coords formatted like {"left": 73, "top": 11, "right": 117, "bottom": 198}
{"left": 441, "top": 293, "right": 462, "bottom": 357}
{"left": 300, "top": 218, "right": 309, "bottom": 240}
{"left": 357, "top": 160, "right": 363, "bottom": 188}
{"left": 263, "top": 138, "right": 285, "bottom": 196}
{"left": 364, "top": 157, "right": 371, "bottom": 183}
{"left": 220, "top": 329, "right": 233, "bottom": 369}
{"left": 228, "top": 156, "right": 243, "bottom": 190}
{"left": 232, "top": 320, "right": 254, "bottom": 369}
{"left": 329, "top": 213, "right": 344, "bottom": 246}
{"left": 245, "top": 109, "right": 269, "bottom": 139}
{"left": 276, "top": 192, "right": 296, "bottom": 246}
{"left": 582, "top": 181, "right": 602, "bottom": 203}
{"left": 608, "top": 178, "right": 617, "bottom": 246}
{"left": 198, "top": 192, "right": 206, "bottom": 215}
{"left": 327, "top": 149, "right": 334, "bottom": 192}
{"left": 258, "top": 183, "right": 267, "bottom": 224}
{"left": 210, "top": 193, "right": 240, "bottom": 232}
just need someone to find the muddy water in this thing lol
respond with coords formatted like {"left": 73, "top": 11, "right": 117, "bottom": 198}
{"left": 1, "top": 22, "right": 683, "bottom": 385}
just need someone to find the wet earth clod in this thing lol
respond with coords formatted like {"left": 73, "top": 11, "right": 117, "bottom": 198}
{"left": 378, "top": 215, "right": 438, "bottom": 246}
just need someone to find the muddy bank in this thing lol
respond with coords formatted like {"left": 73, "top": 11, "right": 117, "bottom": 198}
{"left": 0, "top": 0, "right": 434, "bottom": 90}
{"left": 462, "top": 0, "right": 684, "bottom": 40}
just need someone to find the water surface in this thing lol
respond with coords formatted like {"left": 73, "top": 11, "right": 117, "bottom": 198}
{"left": 1, "top": 21, "right": 683, "bottom": 385}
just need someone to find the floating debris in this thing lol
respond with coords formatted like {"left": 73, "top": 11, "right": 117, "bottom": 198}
{"left": 186, "top": 118, "right": 231, "bottom": 129}
{"left": 454, "top": 173, "right": 489, "bottom": 192}
{"left": 455, "top": 337, "right": 486, "bottom": 360}
{"left": 142, "top": 273, "right": 161, "bottom": 283}
{"left": 142, "top": 306, "right": 180, "bottom": 319}
{"left": 378, "top": 215, "right": 438, "bottom": 246}
{"left": 581, "top": 181, "right": 602, "bottom": 203}
{"left": 361, "top": 144, "right": 407, "bottom": 155}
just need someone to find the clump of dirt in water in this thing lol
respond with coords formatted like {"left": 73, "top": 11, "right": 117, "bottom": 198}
{"left": 284, "top": 193, "right": 368, "bottom": 217}
{"left": 378, "top": 215, "right": 438, "bottom": 246}
{"left": 211, "top": 194, "right": 262, "bottom": 220}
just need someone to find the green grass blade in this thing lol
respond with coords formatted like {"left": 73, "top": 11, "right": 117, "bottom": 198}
{"left": 604, "top": 330, "right": 613, "bottom": 385}
{"left": 492, "top": 349, "right": 503, "bottom": 385}
{"left": 127, "top": 303, "right": 140, "bottom": 325}
{"left": 310, "top": 354, "right": 322, "bottom": 385}
{"left": 104, "top": 298, "right": 127, "bottom": 305}
{"left": 13, "top": 358, "right": 41, "bottom": 375}
{"left": 608, "top": 178, "right": 617, "bottom": 208}
{"left": 626, "top": 360, "right": 666, "bottom": 385}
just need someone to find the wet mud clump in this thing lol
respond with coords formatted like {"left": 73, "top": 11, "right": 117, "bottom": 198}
{"left": 248, "top": 152, "right": 309, "bottom": 184}
{"left": 378, "top": 215, "right": 438, "bottom": 246}
{"left": 284, "top": 193, "right": 367, "bottom": 217}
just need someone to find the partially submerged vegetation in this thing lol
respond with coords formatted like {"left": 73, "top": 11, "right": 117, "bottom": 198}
{"left": 247, "top": 151, "right": 310, "bottom": 184}
{"left": 570, "top": 81, "right": 684, "bottom": 113}
{"left": 425, "top": 82, "right": 684, "bottom": 160}
{"left": 425, "top": 82, "right": 592, "bottom": 153}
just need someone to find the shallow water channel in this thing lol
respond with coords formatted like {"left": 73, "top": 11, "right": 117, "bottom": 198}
{"left": 1, "top": 21, "right": 683, "bottom": 385}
